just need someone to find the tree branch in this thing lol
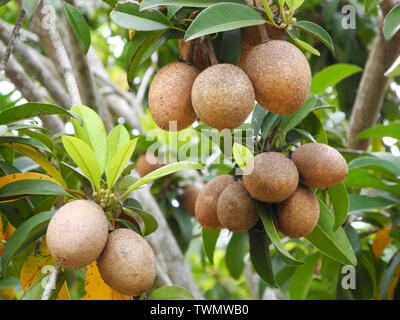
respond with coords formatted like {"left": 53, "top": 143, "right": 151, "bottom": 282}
{"left": 41, "top": 264, "right": 61, "bottom": 300}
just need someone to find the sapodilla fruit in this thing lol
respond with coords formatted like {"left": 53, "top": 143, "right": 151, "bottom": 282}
{"left": 276, "top": 186, "right": 320, "bottom": 238}
{"left": 243, "top": 152, "right": 299, "bottom": 202}
{"left": 179, "top": 39, "right": 209, "bottom": 71}
{"left": 291, "top": 143, "right": 348, "bottom": 188}
{"left": 136, "top": 154, "right": 164, "bottom": 177}
{"left": 217, "top": 180, "right": 259, "bottom": 232}
{"left": 191, "top": 64, "right": 255, "bottom": 130}
{"left": 178, "top": 186, "right": 200, "bottom": 217}
{"left": 195, "top": 175, "right": 235, "bottom": 230}
{"left": 243, "top": 40, "right": 311, "bottom": 115}
{"left": 46, "top": 200, "right": 108, "bottom": 269}
{"left": 149, "top": 62, "right": 200, "bottom": 131}
{"left": 97, "top": 228, "right": 156, "bottom": 296}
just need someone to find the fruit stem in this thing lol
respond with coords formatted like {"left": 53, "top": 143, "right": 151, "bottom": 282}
{"left": 202, "top": 37, "right": 218, "bottom": 66}
{"left": 187, "top": 41, "right": 195, "bottom": 64}
{"left": 66, "top": 189, "right": 88, "bottom": 200}
{"left": 258, "top": 24, "right": 270, "bottom": 42}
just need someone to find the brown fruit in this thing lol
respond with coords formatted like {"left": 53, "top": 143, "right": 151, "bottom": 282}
{"left": 46, "top": 200, "right": 108, "bottom": 269}
{"left": 291, "top": 143, "right": 348, "bottom": 188}
{"left": 178, "top": 39, "right": 209, "bottom": 71}
{"left": 217, "top": 180, "right": 259, "bottom": 232}
{"left": 149, "top": 62, "right": 200, "bottom": 131}
{"left": 178, "top": 186, "right": 200, "bottom": 217}
{"left": 191, "top": 64, "right": 255, "bottom": 130}
{"left": 276, "top": 186, "right": 320, "bottom": 238}
{"left": 97, "top": 228, "right": 156, "bottom": 296}
{"left": 136, "top": 154, "right": 164, "bottom": 177}
{"left": 243, "top": 152, "right": 299, "bottom": 203}
{"left": 195, "top": 175, "right": 235, "bottom": 230}
{"left": 243, "top": 40, "right": 311, "bottom": 115}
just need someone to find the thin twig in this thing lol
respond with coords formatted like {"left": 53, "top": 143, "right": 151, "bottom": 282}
{"left": 41, "top": 264, "right": 61, "bottom": 300}
{"left": 0, "top": 9, "right": 25, "bottom": 77}
{"left": 203, "top": 37, "right": 218, "bottom": 66}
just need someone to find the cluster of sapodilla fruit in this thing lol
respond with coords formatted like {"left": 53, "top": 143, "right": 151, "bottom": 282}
{"left": 149, "top": 20, "right": 349, "bottom": 238}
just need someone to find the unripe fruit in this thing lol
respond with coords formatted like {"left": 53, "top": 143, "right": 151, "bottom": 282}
{"left": 191, "top": 64, "right": 255, "bottom": 130}
{"left": 195, "top": 175, "right": 235, "bottom": 230}
{"left": 97, "top": 228, "right": 156, "bottom": 296}
{"left": 136, "top": 154, "right": 164, "bottom": 177}
{"left": 149, "top": 62, "right": 200, "bottom": 131}
{"left": 276, "top": 186, "right": 320, "bottom": 238}
{"left": 217, "top": 180, "right": 259, "bottom": 232}
{"left": 243, "top": 152, "right": 299, "bottom": 203}
{"left": 178, "top": 186, "right": 200, "bottom": 217}
{"left": 178, "top": 39, "right": 209, "bottom": 71}
{"left": 243, "top": 40, "right": 311, "bottom": 115}
{"left": 291, "top": 143, "right": 348, "bottom": 188}
{"left": 46, "top": 200, "right": 108, "bottom": 269}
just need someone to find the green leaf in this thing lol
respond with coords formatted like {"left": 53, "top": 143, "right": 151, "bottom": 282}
{"left": 64, "top": 3, "right": 92, "bottom": 54}
{"left": 256, "top": 202, "right": 302, "bottom": 266}
{"left": 232, "top": 142, "right": 253, "bottom": 170}
{"left": 22, "top": 0, "right": 40, "bottom": 19}
{"left": 1, "top": 210, "right": 55, "bottom": 276}
{"left": 106, "top": 138, "right": 138, "bottom": 189}
{"left": 141, "top": 0, "right": 218, "bottom": 10}
{"left": 106, "top": 124, "right": 130, "bottom": 169}
{"left": 249, "top": 225, "right": 276, "bottom": 287}
{"left": 305, "top": 199, "right": 357, "bottom": 266}
{"left": 365, "top": 0, "right": 381, "bottom": 13}
{"left": 385, "top": 54, "right": 400, "bottom": 77}
{"left": 294, "top": 21, "right": 334, "bottom": 54}
{"left": 344, "top": 224, "right": 361, "bottom": 259}
{"left": 0, "top": 136, "right": 51, "bottom": 153}
{"left": 261, "top": 113, "right": 280, "bottom": 139}
{"left": 349, "top": 194, "right": 395, "bottom": 214}
{"left": 300, "top": 112, "right": 327, "bottom": 144}
{"left": 202, "top": 227, "right": 220, "bottom": 265}
{"left": 119, "top": 161, "right": 204, "bottom": 199}
{"left": 123, "top": 199, "right": 158, "bottom": 236}
{"left": 327, "top": 182, "right": 349, "bottom": 231}
{"left": 380, "top": 250, "right": 400, "bottom": 299}
{"left": 292, "top": 38, "right": 320, "bottom": 56}
{"left": 383, "top": 4, "right": 400, "bottom": 40}
{"left": 71, "top": 105, "right": 108, "bottom": 173}
{"left": 217, "top": 29, "right": 242, "bottom": 65}
{"left": 184, "top": 3, "right": 265, "bottom": 41}
{"left": 111, "top": 2, "right": 171, "bottom": 30}
{"left": 18, "top": 129, "right": 54, "bottom": 153}
{"left": 146, "top": 286, "right": 194, "bottom": 300}
{"left": 251, "top": 103, "right": 268, "bottom": 135}
{"left": 355, "top": 122, "right": 400, "bottom": 140}
{"left": 348, "top": 156, "right": 400, "bottom": 178}
{"left": 261, "top": 0, "right": 275, "bottom": 24}
{"left": 286, "top": 0, "right": 304, "bottom": 10}
{"left": 62, "top": 136, "right": 102, "bottom": 192}
{"left": 289, "top": 253, "right": 320, "bottom": 300}
{"left": 114, "top": 218, "right": 140, "bottom": 234}
{"left": 0, "top": 102, "right": 82, "bottom": 126}
{"left": 281, "top": 94, "right": 318, "bottom": 132}
{"left": 320, "top": 255, "right": 341, "bottom": 297}
{"left": 21, "top": 270, "right": 67, "bottom": 300}
{"left": 0, "top": 180, "right": 66, "bottom": 200}
{"left": 225, "top": 232, "right": 248, "bottom": 279}
{"left": 311, "top": 64, "right": 363, "bottom": 95}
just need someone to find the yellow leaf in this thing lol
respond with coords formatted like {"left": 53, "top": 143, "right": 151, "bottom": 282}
{"left": 129, "top": 30, "right": 135, "bottom": 40}
{"left": 6, "top": 142, "right": 67, "bottom": 188}
{"left": 84, "top": 262, "right": 130, "bottom": 300}
{"left": 387, "top": 264, "right": 400, "bottom": 300}
{"left": 372, "top": 225, "right": 393, "bottom": 259}
{"left": 0, "top": 287, "right": 16, "bottom": 300}
{"left": 3, "top": 223, "right": 15, "bottom": 241}
{"left": 0, "top": 216, "right": 3, "bottom": 256}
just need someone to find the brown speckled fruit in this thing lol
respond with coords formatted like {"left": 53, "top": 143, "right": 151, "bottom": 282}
{"left": 179, "top": 39, "right": 209, "bottom": 71}
{"left": 243, "top": 40, "right": 311, "bottom": 115}
{"left": 46, "top": 200, "right": 108, "bottom": 269}
{"left": 178, "top": 187, "right": 200, "bottom": 216}
{"left": 191, "top": 64, "right": 255, "bottom": 130}
{"left": 149, "top": 62, "right": 200, "bottom": 131}
{"left": 291, "top": 143, "right": 348, "bottom": 188}
{"left": 195, "top": 175, "right": 235, "bottom": 230}
{"left": 243, "top": 152, "right": 299, "bottom": 203}
{"left": 217, "top": 180, "right": 259, "bottom": 232}
{"left": 97, "top": 228, "right": 156, "bottom": 296}
{"left": 136, "top": 154, "right": 164, "bottom": 177}
{"left": 276, "top": 186, "right": 320, "bottom": 238}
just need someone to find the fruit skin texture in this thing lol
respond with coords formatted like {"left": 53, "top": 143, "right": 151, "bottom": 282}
{"left": 217, "top": 180, "right": 259, "bottom": 232}
{"left": 46, "top": 200, "right": 108, "bottom": 269}
{"left": 243, "top": 152, "right": 299, "bottom": 203}
{"left": 179, "top": 39, "right": 209, "bottom": 71}
{"left": 195, "top": 175, "right": 235, "bottom": 230}
{"left": 191, "top": 64, "right": 255, "bottom": 130}
{"left": 276, "top": 186, "right": 320, "bottom": 238}
{"left": 97, "top": 228, "right": 156, "bottom": 296}
{"left": 136, "top": 154, "right": 164, "bottom": 177}
{"left": 243, "top": 40, "right": 311, "bottom": 115}
{"left": 149, "top": 62, "right": 200, "bottom": 131}
{"left": 178, "top": 187, "right": 200, "bottom": 217}
{"left": 291, "top": 143, "right": 348, "bottom": 188}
